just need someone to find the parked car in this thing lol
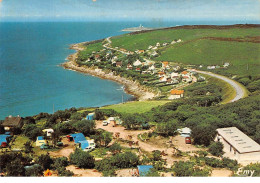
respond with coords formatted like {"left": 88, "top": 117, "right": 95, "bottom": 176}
{"left": 56, "top": 142, "right": 63, "bottom": 146}
{"left": 185, "top": 137, "right": 191, "bottom": 144}
{"left": 40, "top": 144, "right": 50, "bottom": 149}
{"left": 103, "top": 121, "right": 108, "bottom": 126}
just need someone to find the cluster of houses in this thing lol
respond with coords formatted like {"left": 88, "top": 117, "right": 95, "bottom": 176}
{"left": 201, "top": 62, "right": 230, "bottom": 70}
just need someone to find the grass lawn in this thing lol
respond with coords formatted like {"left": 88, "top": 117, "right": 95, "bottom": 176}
{"left": 11, "top": 135, "right": 30, "bottom": 150}
{"left": 101, "top": 100, "right": 170, "bottom": 114}
{"left": 78, "top": 42, "right": 104, "bottom": 59}
{"left": 156, "top": 39, "right": 260, "bottom": 76}
{"left": 89, "top": 147, "right": 109, "bottom": 158}
{"left": 111, "top": 28, "right": 260, "bottom": 51}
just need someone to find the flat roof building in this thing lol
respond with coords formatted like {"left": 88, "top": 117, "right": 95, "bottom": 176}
{"left": 216, "top": 127, "right": 260, "bottom": 165}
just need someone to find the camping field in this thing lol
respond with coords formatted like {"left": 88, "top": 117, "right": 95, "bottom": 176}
{"left": 101, "top": 100, "right": 170, "bottom": 114}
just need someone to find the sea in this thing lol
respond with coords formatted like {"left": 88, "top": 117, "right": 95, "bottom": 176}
{"left": 0, "top": 20, "right": 258, "bottom": 119}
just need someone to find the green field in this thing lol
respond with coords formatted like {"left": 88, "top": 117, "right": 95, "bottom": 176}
{"left": 111, "top": 27, "right": 260, "bottom": 51}
{"left": 78, "top": 42, "right": 104, "bottom": 59}
{"left": 101, "top": 100, "right": 170, "bottom": 114}
{"left": 157, "top": 39, "right": 260, "bottom": 76}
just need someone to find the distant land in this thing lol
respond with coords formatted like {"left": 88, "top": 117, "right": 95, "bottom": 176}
{"left": 122, "top": 24, "right": 156, "bottom": 32}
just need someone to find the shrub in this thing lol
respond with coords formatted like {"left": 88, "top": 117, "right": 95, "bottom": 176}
{"left": 23, "top": 124, "right": 43, "bottom": 140}
{"left": 92, "top": 130, "right": 112, "bottom": 147}
{"left": 208, "top": 142, "right": 224, "bottom": 157}
{"left": 110, "top": 152, "right": 139, "bottom": 168}
{"left": 109, "top": 142, "right": 122, "bottom": 155}
{"left": 25, "top": 164, "right": 44, "bottom": 177}
{"left": 36, "top": 154, "right": 54, "bottom": 170}
{"left": 53, "top": 157, "right": 69, "bottom": 170}
{"left": 72, "top": 119, "right": 96, "bottom": 136}
{"left": 69, "top": 148, "right": 95, "bottom": 169}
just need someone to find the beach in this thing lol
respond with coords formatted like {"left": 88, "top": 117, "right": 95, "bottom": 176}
{"left": 62, "top": 43, "right": 157, "bottom": 101}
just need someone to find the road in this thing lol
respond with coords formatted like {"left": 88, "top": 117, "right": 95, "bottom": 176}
{"left": 194, "top": 70, "right": 246, "bottom": 103}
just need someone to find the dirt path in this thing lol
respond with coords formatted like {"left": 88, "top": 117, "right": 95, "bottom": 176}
{"left": 193, "top": 70, "right": 247, "bottom": 103}
{"left": 96, "top": 121, "right": 195, "bottom": 167}
{"left": 49, "top": 137, "right": 75, "bottom": 158}
{"left": 66, "top": 165, "right": 102, "bottom": 177}
{"left": 211, "top": 168, "right": 232, "bottom": 177}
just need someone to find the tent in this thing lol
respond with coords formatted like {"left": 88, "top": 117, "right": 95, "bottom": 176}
{"left": 0, "top": 134, "right": 11, "bottom": 147}
{"left": 137, "top": 165, "right": 153, "bottom": 176}
{"left": 69, "top": 133, "right": 86, "bottom": 143}
{"left": 86, "top": 113, "right": 95, "bottom": 120}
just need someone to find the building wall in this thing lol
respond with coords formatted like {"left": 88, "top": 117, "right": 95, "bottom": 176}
{"left": 215, "top": 135, "right": 260, "bottom": 164}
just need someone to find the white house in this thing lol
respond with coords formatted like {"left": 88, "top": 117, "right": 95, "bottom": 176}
{"left": 171, "top": 72, "right": 179, "bottom": 79}
{"left": 216, "top": 127, "right": 260, "bottom": 165}
{"left": 148, "top": 45, "right": 153, "bottom": 49}
{"left": 156, "top": 42, "right": 160, "bottom": 47}
{"left": 133, "top": 60, "right": 142, "bottom": 67}
{"left": 148, "top": 65, "right": 155, "bottom": 71}
{"left": 177, "top": 39, "right": 182, "bottom": 43}
{"left": 171, "top": 40, "right": 176, "bottom": 44}
{"left": 169, "top": 89, "right": 184, "bottom": 100}
{"left": 207, "top": 66, "right": 216, "bottom": 70}
{"left": 224, "top": 62, "right": 230, "bottom": 68}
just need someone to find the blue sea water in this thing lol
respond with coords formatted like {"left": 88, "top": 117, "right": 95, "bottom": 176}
{"left": 0, "top": 20, "right": 258, "bottom": 119}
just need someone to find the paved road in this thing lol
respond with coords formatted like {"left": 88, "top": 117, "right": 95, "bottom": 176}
{"left": 194, "top": 70, "right": 246, "bottom": 103}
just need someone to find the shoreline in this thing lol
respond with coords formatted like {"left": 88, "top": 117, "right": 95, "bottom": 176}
{"left": 61, "top": 43, "right": 157, "bottom": 101}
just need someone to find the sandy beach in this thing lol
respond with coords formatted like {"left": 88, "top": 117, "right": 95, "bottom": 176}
{"left": 62, "top": 43, "right": 157, "bottom": 101}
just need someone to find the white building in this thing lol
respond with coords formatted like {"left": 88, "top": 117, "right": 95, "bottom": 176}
{"left": 216, "top": 127, "right": 260, "bottom": 165}
{"left": 133, "top": 60, "right": 142, "bottom": 67}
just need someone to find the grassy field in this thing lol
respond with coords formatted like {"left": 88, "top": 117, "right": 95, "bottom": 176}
{"left": 101, "top": 100, "right": 170, "bottom": 114}
{"left": 111, "top": 27, "right": 260, "bottom": 51}
{"left": 78, "top": 42, "right": 104, "bottom": 59}
{"left": 156, "top": 39, "right": 260, "bottom": 76}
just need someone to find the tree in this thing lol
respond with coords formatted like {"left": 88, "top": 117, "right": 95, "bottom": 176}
{"left": 23, "top": 116, "right": 35, "bottom": 125}
{"left": 209, "top": 142, "right": 224, "bottom": 157}
{"left": 69, "top": 148, "right": 95, "bottom": 169}
{"left": 6, "top": 158, "right": 25, "bottom": 176}
{"left": 23, "top": 124, "right": 43, "bottom": 140}
{"left": 109, "top": 142, "right": 122, "bottom": 155}
{"left": 156, "top": 120, "right": 178, "bottom": 136}
{"left": 73, "top": 120, "right": 96, "bottom": 136}
{"left": 24, "top": 140, "right": 33, "bottom": 153}
{"left": 25, "top": 164, "right": 44, "bottom": 177}
{"left": 191, "top": 124, "right": 216, "bottom": 146}
{"left": 110, "top": 152, "right": 139, "bottom": 168}
{"left": 37, "top": 154, "right": 53, "bottom": 170}
{"left": 152, "top": 150, "right": 162, "bottom": 161}
{"left": 92, "top": 130, "right": 112, "bottom": 147}
{"left": 52, "top": 157, "right": 69, "bottom": 170}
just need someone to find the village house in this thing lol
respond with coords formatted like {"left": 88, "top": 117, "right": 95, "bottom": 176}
{"left": 148, "top": 45, "right": 153, "bottom": 49}
{"left": 171, "top": 40, "right": 176, "bottom": 44}
{"left": 126, "top": 64, "right": 133, "bottom": 70}
{"left": 162, "top": 61, "right": 170, "bottom": 69}
{"left": 169, "top": 89, "right": 184, "bottom": 99}
{"left": 207, "top": 65, "right": 216, "bottom": 70}
{"left": 215, "top": 127, "right": 260, "bottom": 165}
{"left": 133, "top": 59, "right": 142, "bottom": 67}
{"left": 2, "top": 115, "right": 24, "bottom": 134}
{"left": 152, "top": 46, "right": 158, "bottom": 50}
{"left": 159, "top": 76, "right": 167, "bottom": 83}
{"left": 223, "top": 62, "right": 230, "bottom": 68}
{"left": 156, "top": 42, "right": 160, "bottom": 47}
{"left": 116, "top": 61, "right": 122, "bottom": 67}
{"left": 158, "top": 71, "right": 165, "bottom": 77}
{"left": 173, "top": 65, "right": 180, "bottom": 71}
{"left": 177, "top": 39, "right": 182, "bottom": 43}
{"left": 181, "top": 71, "right": 190, "bottom": 77}
{"left": 171, "top": 72, "right": 179, "bottom": 79}
{"left": 137, "top": 50, "right": 145, "bottom": 54}
{"left": 148, "top": 65, "right": 155, "bottom": 71}
{"left": 162, "top": 42, "right": 168, "bottom": 46}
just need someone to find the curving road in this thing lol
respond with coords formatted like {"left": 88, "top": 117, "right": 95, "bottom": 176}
{"left": 193, "top": 70, "right": 247, "bottom": 103}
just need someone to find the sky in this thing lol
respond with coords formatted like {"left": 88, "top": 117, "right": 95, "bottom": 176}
{"left": 0, "top": 0, "right": 259, "bottom": 22}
